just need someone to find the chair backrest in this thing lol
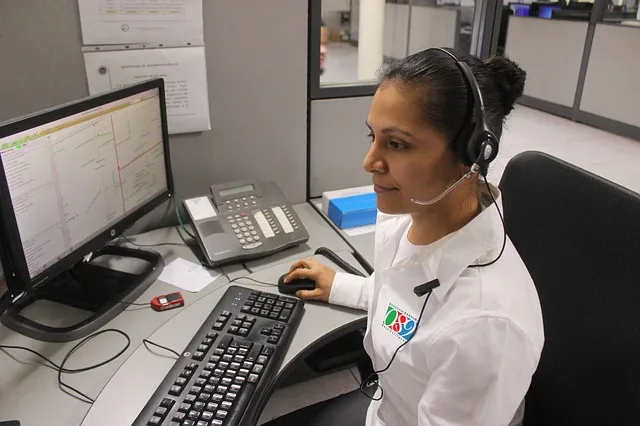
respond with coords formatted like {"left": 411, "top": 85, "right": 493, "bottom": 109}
{"left": 498, "top": 151, "right": 640, "bottom": 426}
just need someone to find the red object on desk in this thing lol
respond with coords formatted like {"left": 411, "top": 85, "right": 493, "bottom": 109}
{"left": 150, "top": 292, "right": 185, "bottom": 311}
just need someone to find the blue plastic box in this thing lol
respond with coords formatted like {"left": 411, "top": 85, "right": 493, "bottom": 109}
{"left": 327, "top": 192, "right": 378, "bottom": 229}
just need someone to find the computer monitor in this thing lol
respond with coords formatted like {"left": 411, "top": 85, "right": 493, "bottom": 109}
{"left": 0, "top": 79, "right": 173, "bottom": 341}
{"left": 538, "top": 4, "right": 562, "bottom": 17}
{"left": 510, "top": 4, "right": 532, "bottom": 16}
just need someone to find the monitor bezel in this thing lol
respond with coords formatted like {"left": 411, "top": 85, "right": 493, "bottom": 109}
{"left": 0, "top": 78, "right": 174, "bottom": 293}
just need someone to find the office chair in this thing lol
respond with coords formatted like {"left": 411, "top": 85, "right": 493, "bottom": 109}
{"left": 498, "top": 151, "right": 640, "bottom": 425}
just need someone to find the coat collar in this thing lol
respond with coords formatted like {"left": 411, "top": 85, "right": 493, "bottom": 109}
{"left": 374, "top": 183, "right": 505, "bottom": 302}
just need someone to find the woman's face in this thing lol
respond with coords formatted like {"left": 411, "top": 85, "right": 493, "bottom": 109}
{"left": 364, "top": 82, "right": 464, "bottom": 215}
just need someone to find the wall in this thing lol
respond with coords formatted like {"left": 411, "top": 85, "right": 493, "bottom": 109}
{"left": 505, "top": 17, "right": 588, "bottom": 107}
{"left": 580, "top": 24, "right": 640, "bottom": 127}
{"left": 310, "top": 97, "right": 373, "bottom": 197}
{"left": 0, "top": 0, "right": 308, "bottom": 232}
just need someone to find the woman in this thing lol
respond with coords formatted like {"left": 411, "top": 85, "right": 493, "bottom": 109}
{"left": 273, "top": 48, "right": 544, "bottom": 426}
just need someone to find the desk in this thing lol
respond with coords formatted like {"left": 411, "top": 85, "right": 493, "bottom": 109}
{"left": 0, "top": 203, "right": 367, "bottom": 426}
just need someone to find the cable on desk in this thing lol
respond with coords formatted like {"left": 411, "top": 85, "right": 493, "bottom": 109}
{"left": 118, "top": 233, "right": 186, "bottom": 248}
{"left": 241, "top": 261, "right": 254, "bottom": 274}
{"left": 174, "top": 198, "right": 196, "bottom": 240}
{"left": 0, "top": 328, "right": 131, "bottom": 404}
{"left": 143, "top": 339, "right": 182, "bottom": 358}
{"left": 229, "top": 276, "right": 277, "bottom": 288}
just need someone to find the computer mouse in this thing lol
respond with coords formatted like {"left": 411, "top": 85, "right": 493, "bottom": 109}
{"left": 278, "top": 273, "right": 316, "bottom": 295}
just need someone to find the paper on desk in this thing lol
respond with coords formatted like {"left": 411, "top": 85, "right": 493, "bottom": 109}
{"left": 158, "top": 258, "right": 220, "bottom": 292}
{"left": 344, "top": 224, "right": 376, "bottom": 236}
{"left": 83, "top": 46, "right": 211, "bottom": 134}
{"left": 78, "top": 0, "right": 204, "bottom": 45}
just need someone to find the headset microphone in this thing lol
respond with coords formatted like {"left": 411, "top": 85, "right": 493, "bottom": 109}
{"left": 410, "top": 163, "right": 481, "bottom": 206}
{"left": 414, "top": 279, "right": 441, "bottom": 297}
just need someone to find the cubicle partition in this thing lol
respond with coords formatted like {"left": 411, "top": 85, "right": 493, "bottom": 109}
{"left": 505, "top": 17, "right": 588, "bottom": 116}
{"left": 503, "top": 13, "right": 640, "bottom": 139}
{"left": 579, "top": 24, "right": 640, "bottom": 135}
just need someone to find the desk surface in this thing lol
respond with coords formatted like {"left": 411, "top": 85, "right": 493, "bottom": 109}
{"left": 0, "top": 203, "right": 367, "bottom": 426}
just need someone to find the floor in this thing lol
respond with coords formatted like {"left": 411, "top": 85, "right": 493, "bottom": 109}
{"left": 257, "top": 105, "right": 640, "bottom": 424}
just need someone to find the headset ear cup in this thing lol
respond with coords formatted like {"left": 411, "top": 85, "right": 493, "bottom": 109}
{"left": 468, "top": 131, "right": 499, "bottom": 167}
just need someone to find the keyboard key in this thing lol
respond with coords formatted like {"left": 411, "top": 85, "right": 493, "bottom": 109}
{"left": 238, "top": 368, "right": 249, "bottom": 377}
{"left": 243, "top": 361, "right": 254, "bottom": 369}
{"left": 197, "top": 421, "right": 208, "bottom": 426}
{"left": 271, "top": 329, "right": 282, "bottom": 337}
{"left": 237, "top": 314, "right": 247, "bottom": 320}
{"left": 227, "top": 347, "right": 238, "bottom": 355}
{"left": 239, "top": 328, "right": 249, "bottom": 336}
{"left": 230, "top": 384, "right": 242, "bottom": 393}
{"left": 225, "top": 392, "right": 237, "bottom": 401}
{"left": 173, "top": 411, "right": 186, "bottom": 421}
{"left": 198, "top": 344, "right": 208, "bottom": 352}
{"left": 183, "top": 421, "right": 195, "bottom": 426}
{"left": 201, "top": 411, "right": 214, "bottom": 421}
{"left": 198, "top": 393, "right": 211, "bottom": 402}
{"left": 221, "top": 401, "right": 233, "bottom": 410}
{"left": 214, "top": 369, "right": 224, "bottom": 377}
{"left": 193, "top": 351, "right": 205, "bottom": 361}
{"left": 218, "top": 361, "right": 229, "bottom": 369}
{"left": 206, "top": 402, "right": 219, "bottom": 412}
{"left": 285, "top": 302, "right": 295, "bottom": 309}
{"left": 269, "top": 312, "right": 279, "bottom": 319}
{"left": 273, "top": 306, "right": 282, "bottom": 313}
{"left": 206, "top": 331, "right": 218, "bottom": 339}
{"left": 148, "top": 415, "right": 162, "bottom": 425}
{"left": 215, "top": 410, "right": 228, "bottom": 419}
{"left": 234, "top": 355, "right": 245, "bottom": 363}
{"left": 195, "top": 378, "right": 206, "bottom": 387}
{"left": 212, "top": 394, "right": 224, "bottom": 402}
{"left": 246, "top": 316, "right": 256, "bottom": 323}
{"left": 254, "top": 302, "right": 264, "bottom": 309}
{"left": 257, "top": 297, "right": 266, "bottom": 302}
{"left": 241, "top": 305, "right": 251, "bottom": 313}
{"left": 188, "top": 410, "right": 200, "bottom": 420}
{"left": 242, "top": 321, "right": 252, "bottom": 328}
{"left": 251, "top": 307, "right": 260, "bottom": 314}
{"left": 194, "top": 401, "right": 206, "bottom": 411}
{"left": 257, "top": 355, "right": 268, "bottom": 364}
{"left": 261, "top": 328, "right": 271, "bottom": 335}
{"left": 261, "top": 346, "right": 275, "bottom": 356}
{"left": 169, "top": 385, "right": 182, "bottom": 396}
{"left": 208, "top": 376, "right": 221, "bottom": 386}
{"left": 238, "top": 348, "right": 249, "bottom": 356}
{"left": 234, "top": 376, "right": 246, "bottom": 385}
{"left": 232, "top": 320, "right": 242, "bottom": 327}
{"left": 260, "top": 309, "right": 270, "bottom": 316}
{"left": 179, "top": 370, "right": 192, "bottom": 378}
{"left": 190, "top": 386, "right": 202, "bottom": 395}
{"left": 250, "top": 290, "right": 260, "bottom": 296}
{"left": 175, "top": 377, "right": 187, "bottom": 386}
{"left": 248, "top": 373, "right": 259, "bottom": 383}
{"left": 216, "top": 316, "right": 227, "bottom": 323}
{"left": 246, "top": 344, "right": 262, "bottom": 362}
{"left": 212, "top": 420, "right": 223, "bottom": 426}
{"left": 204, "top": 384, "right": 216, "bottom": 393}
{"left": 216, "top": 385, "right": 228, "bottom": 394}
{"left": 154, "top": 406, "right": 168, "bottom": 417}
{"left": 214, "top": 348, "right": 225, "bottom": 356}
{"left": 200, "top": 369, "right": 212, "bottom": 378}
{"left": 219, "top": 335, "right": 233, "bottom": 349}
{"left": 221, "top": 310, "right": 231, "bottom": 317}
{"left": 179, "top": 402, "right": 192, "bottom": 412}
{"left": 230, "top": 362, "right": 241, "bottom": 370}
{"left": 265, "top": 298, "right": 275, "bottom": 305}
{"left": 212, "top": 322, "right": 224, "bottom": 330}
{"left": 235, "top": 339, "right": 253, "bottom": 349}
{"left": 160, "top": 398, "right": 174, "bottom": 408}
{"left": 253, "top": 364, "right": 264, "bottom": 374}
{"left": 186, "top": 362, "right": 199, "bottom": 370}
{"left": 229, "top": 326, "right": 239, "bottom": 334}
{"left": 279, "top": 309, "right": 292, "bottom": 322}
{"left": 184, "top": 394, "right": 197, "bottom": 403}
{"left": 225, "top": 369, "right": 237, "bottom": 377}
{"left": 267, "top": 336, "right": 279, "bottom": 345}
{"left": 222, "top": 354, "right": 233, "bottom": 362}
{"left": 275, "top": 301, "right": 284, "bottom": 307}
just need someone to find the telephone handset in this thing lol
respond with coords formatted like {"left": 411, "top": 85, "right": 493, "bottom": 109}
{"left": 183, "top": 180, "right": 309, "bottom": 267}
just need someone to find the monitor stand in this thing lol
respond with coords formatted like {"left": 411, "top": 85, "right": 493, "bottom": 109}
{"left": 0, "top": 245, "right": 163, "bottom": 343}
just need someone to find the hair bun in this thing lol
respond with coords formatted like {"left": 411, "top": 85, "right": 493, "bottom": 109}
{"left": 484, "top": 56, "right": 526, "bottom": 116}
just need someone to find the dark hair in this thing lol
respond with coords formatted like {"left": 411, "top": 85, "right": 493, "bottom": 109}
{"left": 380, "top": 48, "right": 525, "bottom": 153}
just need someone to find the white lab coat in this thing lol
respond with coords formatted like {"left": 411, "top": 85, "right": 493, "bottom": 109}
{"left": 329, "top": 184, "right": 544, "bottom": 426}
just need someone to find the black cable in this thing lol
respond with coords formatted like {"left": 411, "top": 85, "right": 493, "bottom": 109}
{"left": 114, "top": 299, "right": 150, "bottom": 307}
{"left": 0, "top": 328, "right": 131, "bottom": 404}
{"left": 241, "top": 261, "right": 254, "bottom": 274}
{"left": 359, "top": 290, "right": 433, "bottom": 401}
{"left": 229, "top": 276, "right": 277, "bottom": 288}
{"left": 119, "top": 233, "right": 186, "bottom": 248}
{"left": 143, "top": 339, "right": 182, "bottom": 358}
{"left": 471, "top": 175, "right": 507, "bottom": 268}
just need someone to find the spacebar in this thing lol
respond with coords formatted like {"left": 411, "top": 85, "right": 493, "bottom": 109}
{"left": 224, "top": 382, "right": 256, "bottom": 425}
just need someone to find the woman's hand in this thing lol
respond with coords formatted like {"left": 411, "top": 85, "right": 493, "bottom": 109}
{"left": 284, "top": 258, "right": 336, "bottom": 302}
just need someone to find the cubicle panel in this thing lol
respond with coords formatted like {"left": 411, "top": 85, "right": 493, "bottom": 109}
{"left": 408, "top": 6, "right": 459, "bottom": 54}
{"left": 0, "top": 0, "right": 308, "bottom": 234}
{"left": 310, "top": 97, "right": 373, "bottom": 197}
{"left": 580, "top": 24, "right": 640, "bottom": 128}
{"left": 505, "top": 17, "right": 588, "bottom": 107}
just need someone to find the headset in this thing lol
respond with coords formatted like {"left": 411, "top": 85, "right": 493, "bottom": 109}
{"left": 360, "top": 47, "right": 507, "bottom": 401}
{"left": 409, "top": 48, "right": 500, "bottom": 206}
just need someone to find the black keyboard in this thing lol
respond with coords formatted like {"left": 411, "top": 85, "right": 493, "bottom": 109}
{"left": 133, "top": 285, "right": 304, "bottom": 426}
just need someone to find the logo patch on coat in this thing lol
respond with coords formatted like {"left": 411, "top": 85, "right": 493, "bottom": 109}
{"left": 383, "top": 303, "right": 417, "bottom": 341}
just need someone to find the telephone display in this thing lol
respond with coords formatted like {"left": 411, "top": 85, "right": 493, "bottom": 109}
{"left": 183, "top": 181, "right": 309, "bottom": 266}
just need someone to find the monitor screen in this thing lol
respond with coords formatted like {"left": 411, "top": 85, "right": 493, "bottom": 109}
{"left": 511, "top": 4, "right": 531, "bottom": 16}
{"left": 0, "top": 86, "right": 169, "bottom": 280}
{"left": 538, "top": 5, "right": 561, "bottom": 18}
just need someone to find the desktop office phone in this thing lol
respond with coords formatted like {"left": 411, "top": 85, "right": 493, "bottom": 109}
{"left": 183, "top": 181, "right": 309, "bottom": 266}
